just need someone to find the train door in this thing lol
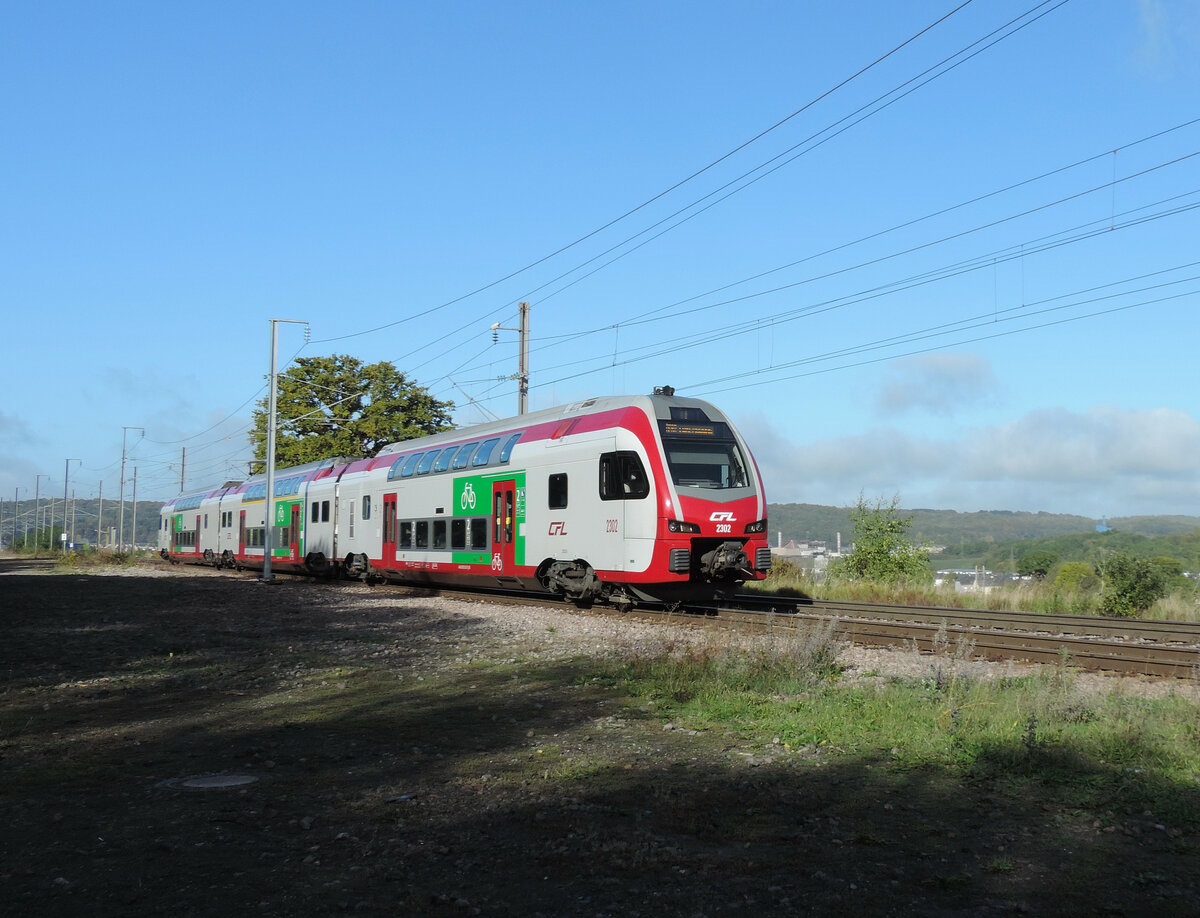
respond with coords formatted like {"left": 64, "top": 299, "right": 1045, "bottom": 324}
{"left": 382, "top": 492, "right": 397, "bottom": 562}
{"left": 195, "top": 515, "right": 202, "bottom": 555}
{"left": 288, "top": 505, "right": 301, "bottom": 562}
{"left": 491, "top": 479, "right": 516, "bottom": 575}
{"left": 238, "top": 510, "right": 246, "bottom": 558}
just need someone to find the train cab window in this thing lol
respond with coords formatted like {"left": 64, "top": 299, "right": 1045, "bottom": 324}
{"left": 362, "top": 495, "right": 371, "bottom": 520}
{"left": 415, "top": 520, "right": 429, "bottom": 548}
{"left": 548, "top": 473, "right": 568, "bottom": 509}
{"left": 432, "top": 520, "right": 447, "bottom": 550}
{"left": 400, "top": 453, "right": 423, "bottom": 478}
{"left": 453, "top": 443, "right": 480, "bottom": 469}
{"left": 321, "top": 500, "right": 331, "bottom": 522}
{"left": 311, "top": 502, "right": 320, "bottom": 523}
{"left": 499, "top": 432, "right": 521, "bottom": 463}
{"left": 399, "top": 521, "right": 413, "bottom": 548}
{"left": 473, "top": 437, "right": 501, "bottom": 467}
{"left": 451, "top": 518, "right": 467, "bottom": 550}
{"left": 662, "top": 440, "right": 748, "bottom": 490}
{"left": 470, "top": 518, "right": 488, "bottom": 550}
{"left": 204, "top": 513, "right": 208, "bottom": 529}
{"left": 416, "top": 452, "right": 438, "bottom": 475}
{"left": 599, "top": 452, "right": 650, "bottom": 501}
{"left": 434, "top": 446, "right": 459, "bottom": 472}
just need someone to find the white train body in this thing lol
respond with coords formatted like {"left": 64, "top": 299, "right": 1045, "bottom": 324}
{"left": 160, "top": 393, "right": 771, "bottom": 606}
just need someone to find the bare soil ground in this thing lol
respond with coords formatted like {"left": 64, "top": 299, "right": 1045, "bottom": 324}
{"left": 2, "top": 557, "right": 1198, "bottom": 917}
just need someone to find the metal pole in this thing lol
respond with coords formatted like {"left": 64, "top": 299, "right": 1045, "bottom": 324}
{"left": 61, "top": 458, "right": 78, "bottom": 554}
{"left": 180, "top": 446, "right": 187, "bottom": 494}
{"left": 33, "top": 474, "right": 47, "bottom": 557}
{"left": 518, "top": 301, "right": 529, "bottom": 415}
{"left": 262, "top": 317, "right": 307, "bottom": 583}
{"left": 11, "top": 488, "right": 18, "bottom": 549}
{"left": 97, "top": 482, "right": 104, "bottom": 549}
{"left": 131, "top": 467, "right": 139, "bottom": 551}
{"left": 118, "top": 426, "right": 143, "bottom": 551}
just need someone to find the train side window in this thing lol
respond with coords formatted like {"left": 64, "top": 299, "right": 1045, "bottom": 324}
{"left": 453, "top": 443, "right": 480, "bottom": 469}
{"left": 434, "top": 446, "right": 459, "bottom": 473}
{"left": 451, "top": 518, "right": 467, "bottom": 550}
{"left": 204, "top": 513, "right": 209, "bottom": 529}
{"left": 362, "top": 496, "right": 371, "bottom": 520}
{"left": 400, "top": 453, "right": 423, "bottom": 478}
{"left": 432, "top": 520, "right": 447, "bottom": 550}
{"left": 470, "top": 517, "right": 488, "bottom": 550}
{"left": 417, "top": 452, "right": 438, "bottom": 475}
{"left": 399, "top": 521, "right": 413, "bottom": 548}
{"left": 311, "top": 502, "right": 320, "bottom": 523}
{"left": 473, "top": 437, "right": 501, "bottom": 467}
{"left": 600, "top": 451, "right": 649, "bottom": 501}
{"left": 415, "top": 520, "right": 429, "bottom": 548}
{"left": 499, "top": 432, "right": 521, "bottom": 463}
{"left": 321, "top": 500, "right": 331, "bottom": 522}
{"left": 548, "top": 473, "right": 568, "bottom": 509}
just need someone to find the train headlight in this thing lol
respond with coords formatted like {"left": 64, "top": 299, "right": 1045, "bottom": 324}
{"left": 667, "top": 519, "right": 701, "bottom": 534}
{"left": 744, "top": 519, "right": 767, "bottom": 534}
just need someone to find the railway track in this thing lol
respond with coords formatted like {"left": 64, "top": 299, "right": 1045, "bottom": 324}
{"left": 22, "top": 556, "right": 1200, "bottom": 679}
{"left": 715, "top": 593, "right": 1200, "bottom": 679}
{"left": 350, "top": 578, "right": 1200, "bottom": 679}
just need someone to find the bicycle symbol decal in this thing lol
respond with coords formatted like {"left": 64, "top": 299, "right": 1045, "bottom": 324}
{"left": 460, "top": 482, "right": 477, "bottom": 510}
{"left": 491, "top": 552, "right": 503, "bottom": 572}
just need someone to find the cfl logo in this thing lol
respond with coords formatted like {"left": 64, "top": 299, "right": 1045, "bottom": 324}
{"left": 548, "top": 521, "right": 568, "bottom": 535}
{"left": 709, "top": 512, "right": 736, "bottom": 522}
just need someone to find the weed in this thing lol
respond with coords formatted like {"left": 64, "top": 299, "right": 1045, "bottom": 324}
{"left": 985, "top": 856, "right": 1015, "bottom": 874}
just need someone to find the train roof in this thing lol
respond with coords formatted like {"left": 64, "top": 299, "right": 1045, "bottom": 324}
{"left": 376, "top": 391, "right": 728, "bottom": 458}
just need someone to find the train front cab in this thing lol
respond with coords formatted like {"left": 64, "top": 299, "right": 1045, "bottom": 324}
{"left": 638, "top": 398, "right": 771, "bottom": 603}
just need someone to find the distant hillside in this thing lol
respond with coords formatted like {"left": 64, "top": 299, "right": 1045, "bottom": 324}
{"left": 767, "top": 503, "right": 1200, "bottom": 549}
{"left": 2, "top": 498, "right": 162, "bottom": 548}
{"left": 964, "top": 529, "right": 1200, "bottom": 573}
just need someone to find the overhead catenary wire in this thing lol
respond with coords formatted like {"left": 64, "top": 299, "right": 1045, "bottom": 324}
{"left": 309, "top": 0, "right": 997, "bottom": 352}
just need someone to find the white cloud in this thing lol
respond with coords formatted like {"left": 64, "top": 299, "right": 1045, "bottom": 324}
{"left": 874, "top": 353, "right": 1000, "bottom": 417}
{"left": 740, "top": 405, "right": 1200, "bottom": 516}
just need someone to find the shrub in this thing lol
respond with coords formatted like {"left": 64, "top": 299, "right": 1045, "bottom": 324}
{"left": 828, "top": 493, "right": 932, "bottom": 585}
{"left": 1054, "top": 561, "right": 1097, "bottom": 592}
{"left": 1098, "top": 553, "right": 1167, "bottom": 618}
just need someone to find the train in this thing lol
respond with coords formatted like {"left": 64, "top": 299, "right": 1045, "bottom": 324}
{"left": 158, "top": 390, "right": 772, "bottom": 609}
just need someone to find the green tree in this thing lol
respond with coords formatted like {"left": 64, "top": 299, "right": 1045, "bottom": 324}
{"left": 830, "top": 494, "right": 932, "bottom": 584}
{"left": 1017, "top": 550, "right": 1058, "bottom": 580}
{"left": 1097, "top": 552, "right": 1167, "bottom": 618}
{"left": 1053, "top": 561, "right": 1097, "bottom": 592}
{"left": 250, "top": 355, "right": 454, "bottom": 468}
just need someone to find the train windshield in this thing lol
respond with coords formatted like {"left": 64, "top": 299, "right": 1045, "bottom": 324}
{"left": 661, "top": 438, "right": 749, "bottom": 490}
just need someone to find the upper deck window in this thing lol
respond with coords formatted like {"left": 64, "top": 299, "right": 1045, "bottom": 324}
{"left": 399, "top": 453, "right": 424, "bottom": 478}
{"left": 499, "top": 432, "right": 522, "bottom": 463}
{"left": 433, "top": 446, "right": 459, "bottom": 472}
{"left": 472, "top": 437, "right": 502, "bottom": 467}
{"left": 453, "top": 443, "right": 480, "bottom": 469}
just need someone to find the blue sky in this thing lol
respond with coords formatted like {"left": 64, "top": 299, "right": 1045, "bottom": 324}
{"left": 4, "top": 0, "right": 1199, "bottom": 520}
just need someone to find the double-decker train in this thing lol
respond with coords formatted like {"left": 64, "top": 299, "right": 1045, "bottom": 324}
{"left": 159, "top": 390, "right": 771, "bottom": 608}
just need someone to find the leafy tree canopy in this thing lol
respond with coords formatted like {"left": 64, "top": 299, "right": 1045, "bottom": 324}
{"left": 1053, "top": 561, "right": 1098, "bottom": 592}
{"left": 1017, "top": 550, "right": 1058, "bottom": 579}
{"left": 250, "top": 355, "right": 454, "bottom": 468}
{"left": 829, "top": 494, "right": 932, "bottom": 584}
